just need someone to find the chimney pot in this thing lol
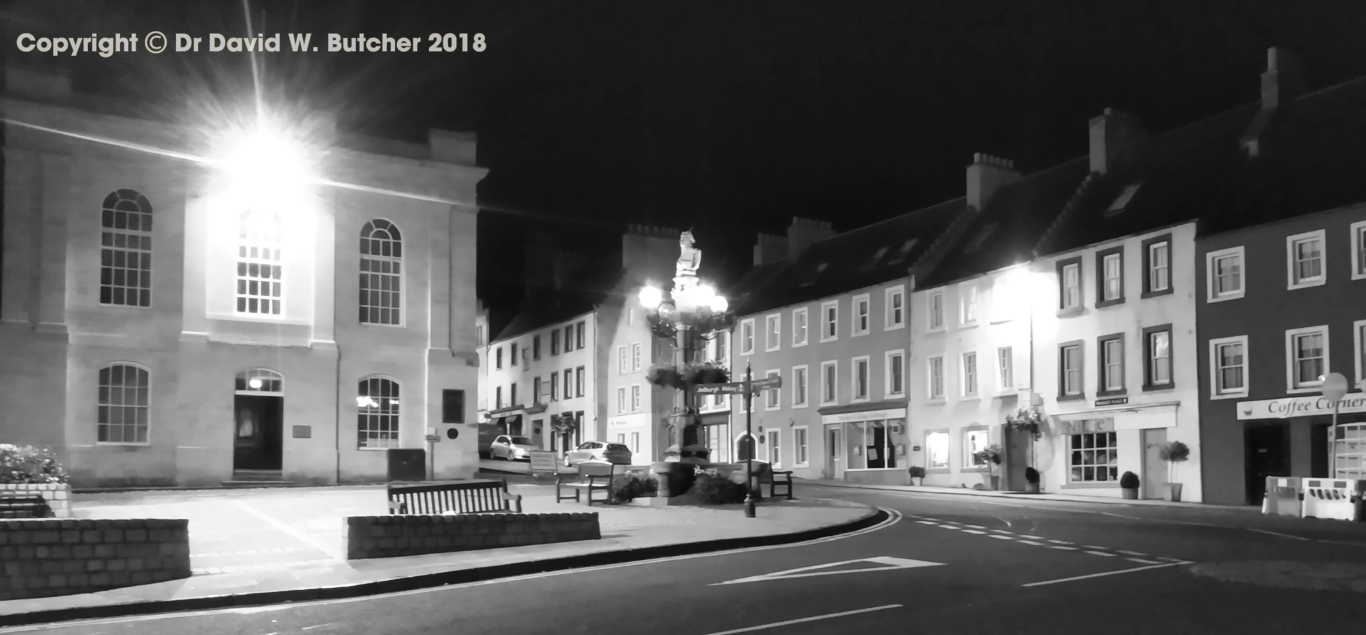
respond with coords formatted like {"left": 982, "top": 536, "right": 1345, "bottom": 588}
{"left": 966, "top": 152, "right": 1021, "bottom": 210}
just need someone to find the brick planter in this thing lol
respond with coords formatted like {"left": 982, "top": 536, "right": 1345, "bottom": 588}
{"left": 344, "top": 512, "right": 600, "bottom": 560}
{"left": 0, "top": 518, "right": 191, "bottom": 601}
{"left": 0, "top": 483, "right": 71, "bottom": 518}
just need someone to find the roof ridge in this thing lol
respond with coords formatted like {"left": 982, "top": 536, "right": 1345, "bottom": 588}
{"left": 1031, "top": 171, "right": 1102, "bottom": 257}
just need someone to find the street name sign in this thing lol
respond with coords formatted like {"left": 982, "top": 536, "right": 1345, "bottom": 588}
{"left": 751, "top": 376, "right": 782, "bottom": 390}
{"left": 711, "top": 556, "right": 943, "bottom": 585}
{"left": 425, "top": 434, "right": 441, "bottom": 442}
{"left": 697, "top": 382, "right": 746, "bottom": 395}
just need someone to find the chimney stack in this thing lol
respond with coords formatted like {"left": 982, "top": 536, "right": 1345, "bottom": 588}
{"left": 1241, "top": 47, "right": 1304, "bottom": 158}
{"left": 1089, "top": 109, "right": 1147, "bottom": 174}
{"left": 752, "top": 233, "right": 789, "bottom": 266}
{"left": 966, "top": 153, "right": 1021, "bottom": 210}
{"left": 786, "top": 217, "right": 836, "bottom": 260}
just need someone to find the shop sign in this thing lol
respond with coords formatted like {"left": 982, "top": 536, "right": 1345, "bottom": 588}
{"left": 1236, "top": 393, "right": 1366, "bottom": 421}
{"left": 1094, "top": 397, "right": 1129, "bottom": 407}
{"left": 822, "top": 408, "right": 907, "bottom": 424}
{"left": 1060, "top": 418, "right": 1115, "bottom": 435}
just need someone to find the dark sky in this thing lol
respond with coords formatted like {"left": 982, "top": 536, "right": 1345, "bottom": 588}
{"left": 8, "top": 1, "right": 1366, "bottom": 310}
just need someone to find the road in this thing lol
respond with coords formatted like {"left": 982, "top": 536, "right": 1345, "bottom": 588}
{"left": 12, "top": 485, "right": 1366, "bottom": 635}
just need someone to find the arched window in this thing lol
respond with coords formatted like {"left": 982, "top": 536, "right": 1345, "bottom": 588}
{"left": 357, "top": 377, "right": 400, "bottom": 449}
{"left": 100, "top": 189, "right": 153, "bottom": 307}
{"left": 359, "top": 219, "right": 402, "bottom": 325}
{"left": 237, "top": 211, "right": 282, "bottom": 315}
{"left": 98, "top": 363, "right": 150, "bottom": 444}
{"left": 235, "top": 368, "right": 284, "bottom": 394}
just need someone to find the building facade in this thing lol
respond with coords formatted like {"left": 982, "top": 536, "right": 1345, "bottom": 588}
{"left": 1197, "top": 205, "right": 1366, "bottom": 505}
{"left": 729, "top": 215, "right": 957, "bottom": 484}
{"left": 1, "top": 70, "right": 486, "bottom": 487}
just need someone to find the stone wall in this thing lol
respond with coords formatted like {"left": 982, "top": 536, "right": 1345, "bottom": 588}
{"left": 0, "top": 518, "right": 191, "bottom": 601}
{"left": 345, "top": 512, "right": 599, "bottom": 560}
{"left": 0, "top": 483, "right": 71, "bottom": 518}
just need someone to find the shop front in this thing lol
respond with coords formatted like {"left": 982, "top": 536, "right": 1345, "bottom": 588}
{"left": 1048, "top": 401, "right": 1183, "bottom": 500}
{"left": 1232, "top": 393, "right": 1366, "bottom": 503}
{"left": 549, "top": 411, "right": 584, "bottom": 456}
{"left": 818, "top": 403, "right": 908, "bottom": 485}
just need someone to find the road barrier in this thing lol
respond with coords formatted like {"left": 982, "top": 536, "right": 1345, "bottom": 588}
{"left": 1301, "top": 479, "right": 1357, "bottom": 521}
{"left": 1261, "top": 476, "right": 1303, "bottom": 517}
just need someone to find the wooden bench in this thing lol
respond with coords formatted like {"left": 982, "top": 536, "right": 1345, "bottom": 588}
{"left": 765, "top": 469, "right": 794, "bottom": 500}
{"left": 387, "top": 479, "right": 523, "bottom": 515}
{"left": 556, "top": 462, "right": 618, "bottom": 505}
{"left": 0, "top": 493, "right": 50, "bottom": 518}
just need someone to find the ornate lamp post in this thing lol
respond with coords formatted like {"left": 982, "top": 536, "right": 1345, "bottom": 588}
{"left": 638, "top": 231, "right": 732, "bottom": 492}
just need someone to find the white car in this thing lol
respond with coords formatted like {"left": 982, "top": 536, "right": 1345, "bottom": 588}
{"left": 489, "top": 435, "right": 537, "bottom": 461}
{"left": 564, "top": 441, "right": 633, "bottom": 467}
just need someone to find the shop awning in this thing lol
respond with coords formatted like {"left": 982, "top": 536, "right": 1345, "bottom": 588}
{"left": 1053, "top": 401, "right": 1179, "bottom": 430}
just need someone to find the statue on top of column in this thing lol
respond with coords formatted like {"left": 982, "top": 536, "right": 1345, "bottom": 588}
{"left": 676, "top": 229, "right": 701, "bottom": 281}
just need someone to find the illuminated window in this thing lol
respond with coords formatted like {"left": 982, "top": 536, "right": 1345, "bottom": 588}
{"left": 1070, "top": 429, "right": 1118, "bottom": 483}
{"left": 359, "top": 219, "right": 402, "bottom": 325}
{"left": 97, "top": 363, "right": 149, "bottom": 444}
{"left": 926, "top": 430, "right": 949, "bottom": 470}
{"left": 99, "top": 189, "right": 153, "bottom": 307}
{"left": 357, "top": 377, "right": 400, "bottom": 449}
{"left": 964, "top": 429, "right": 989, "bottom": 467}
{"left": 236, "top": 211, "right": 282, "bottom": 315}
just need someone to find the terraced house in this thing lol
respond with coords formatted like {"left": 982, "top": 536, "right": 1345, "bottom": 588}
{"left": 483, "top": 226, "right": 678, "bottom": 459}
{"left": 728, "top": 214, "right": 956, "bottom": 485}
{"left": 1, "top": 67, "right": 485, "bottom": 487}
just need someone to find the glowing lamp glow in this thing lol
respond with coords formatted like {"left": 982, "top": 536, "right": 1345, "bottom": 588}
{"left": 709, "top": 295, "right": 729, "bottom": 313}
{"left": 356, "top": 396, "right": 379, "bottom": 408}
{"left": 248, "top": 378, "right": 263, "bottom": 390}
{"left": 638, "top": 285, "right": 663, "bottom": 309}
{"left": 213, "top": 119, "right": 315, "bottom": 205}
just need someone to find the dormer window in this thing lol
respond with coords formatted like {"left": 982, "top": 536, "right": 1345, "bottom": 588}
{"left": 1106, "top": 183, "right": 1142, "bottom": 217}
{"left": 800, "top": 263, "right": 829, "bottom": 287}
{"left": 964, "top": 222, "right": 999, "bottom": 254}
{"left": 886, "top": 238, "right": 919, "bottom": 265}
{"left": 860, "top": 247, "right": 889, "bottom": 271}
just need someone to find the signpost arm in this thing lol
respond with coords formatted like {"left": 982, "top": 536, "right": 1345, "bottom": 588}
{"left": 1331, "top": 401, "right": 1339, "bottom": 478}
{"left": 744, "top": 363, "right": 756, "bottom": 519}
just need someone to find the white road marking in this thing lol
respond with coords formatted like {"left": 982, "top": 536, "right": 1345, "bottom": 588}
{"left": 1018, "top": 540, "right": 1045, "bottom": 546}
{"left": 1116, "top": 550, "right": 1147, "bottom": 556}
{"left": 702, "top": 604, "right": 902, "bottom": 635}
{"left": 230, "top": 500, "right": 344, "bottom": 561}
{"left": 1022, "top": 562, "right": 1189, "bottom": 587}
{"left": 991, "top": 529, "right": 1013, "bottom": 534}
{"left": 1083, "top": 545, "right": 1108, "bottom": 550}
{"left": 1249, "top": 528, "right": 1311, "bottom": 541}
{"left": 937, "top": 524, "right": 958, "bottom": 529}
{"left": 964, "top": 524, "right": 986, "bottom": 529}
{"left": 1047, "top": 540, "right": 1071, "bottom": 544}
{"left": 712, "top": 556, "right": 944, "bottom": 585}
{"left": 962, "top": 530, "right": 986, "bottom": 534}
{"left": 988, "top": 535, "right": 1014, "bottom": 540}
{"left": 1048, "top": 545, "right": 1077, "bottom": 550}
{"left": 301, "top": 625, "right": 332, "bottom": 631}
{"left": 1127, "top": 558, "right": 1163, "bottom": 565}
{"left": 1084, "top": 551, "right": 1117, "bottom": 557}
{"left": 915, "top": 521, "right": 939, "bottom": 525}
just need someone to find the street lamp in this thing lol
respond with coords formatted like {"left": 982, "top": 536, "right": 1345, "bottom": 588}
{"left": 638, "top": 281, "right": 732, "bottom": 459}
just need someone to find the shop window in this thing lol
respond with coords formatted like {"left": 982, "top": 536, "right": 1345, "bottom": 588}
{"left": 1069, "top": 431, "right": 1118, "bottom": 483}
{"left": 964, "top": 429, "right": 988, "bottom": 468}
{"left": 925, "top": 430, "right": 949, "bottom": 470}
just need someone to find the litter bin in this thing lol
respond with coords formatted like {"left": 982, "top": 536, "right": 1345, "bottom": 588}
{"left": 1262, "top": 476, "right": 1303, "bottom": 517}
{"left": 1301, "top": 478, "right": 1356, "bottom": 521}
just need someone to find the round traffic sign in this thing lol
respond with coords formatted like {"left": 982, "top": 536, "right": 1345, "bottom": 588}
{"left": 1321, "top": 372, "right": 1349, "bottom": 402}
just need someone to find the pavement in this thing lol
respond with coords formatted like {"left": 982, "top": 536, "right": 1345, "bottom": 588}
{"left": 6, "top": 480, "right": 1366, "bottom": 634}
{"left": 0, "top": 480, "right": 875, "bottom": 627}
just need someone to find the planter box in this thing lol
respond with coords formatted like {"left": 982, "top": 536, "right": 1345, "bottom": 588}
{"left": 0, "top": 482, "right": 71, "bottom": 518}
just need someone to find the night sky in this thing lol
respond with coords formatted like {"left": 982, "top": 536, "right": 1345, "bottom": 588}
{"left": 7, "top": 1, "right": 1366, "bottom": 310}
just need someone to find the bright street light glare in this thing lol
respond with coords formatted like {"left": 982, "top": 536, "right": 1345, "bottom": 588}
{"left": 639, "top": 285, "right": 663, "bottom": 309}
{"left": 212, "top": 119, "right": 316, "bottom": 205}
{"left": 710, "top": 295, "right": 728, "bottom": 313}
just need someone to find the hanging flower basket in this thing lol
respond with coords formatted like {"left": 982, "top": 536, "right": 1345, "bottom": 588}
{"left": 647, "top": 363, "right": 731, "bottom": 390}
{"left": 647, "top": 313, "right": 677, "bottom": 340}
{"left": 1006, "top": 408, "right": 1044, "bottom": 441}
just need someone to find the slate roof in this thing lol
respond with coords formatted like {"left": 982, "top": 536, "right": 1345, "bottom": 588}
{"left": 915, "top": 157, "right": 1092, "bottom": 289}
{"left": 493, "top": 267, "right": 625, "bottom": 342}
{"left": 729, "top": 200, "right": 964, "bottom": 317}
{"left": 1033, "top": 74, "right": 1366, "bottom": 255}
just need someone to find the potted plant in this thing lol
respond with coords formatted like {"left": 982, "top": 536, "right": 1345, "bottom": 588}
{"left": 972, "top": 444, "right": 1003, "bottom": 490}
{"left": 1024, "top": 467, "right": 1040, "bottom": 494}
{"left": 908, "top": 466, "right": 926, "bottom": 486}
{"left": 1120, "top": 471, "right": 1139, "bottom": 499}
{"left": 1159, "top": 441, "right": 1191, "bottom": 502}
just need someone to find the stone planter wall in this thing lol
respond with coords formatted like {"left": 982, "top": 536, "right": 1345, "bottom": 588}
{"left": 344, "top": 512, "right": 600, "bottom": 560}
{"left": 1, "top": 483, "right": 71, "bottom": 518}
{"left": 0, "top": 518, "right": 191, "bottom": 601}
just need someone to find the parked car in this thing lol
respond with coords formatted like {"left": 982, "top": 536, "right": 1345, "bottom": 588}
{"left": 489, "top": 435, "right": 538, "bottom": 461}
{"left": 564, "top": 442, "right": 632, "bottom": 467}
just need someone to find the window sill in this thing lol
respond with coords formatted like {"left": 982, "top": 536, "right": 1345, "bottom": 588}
{"left": 1096, "top": 389, "right": 1127, "bottom": 398}
{"left": 993, "top": 391, "right": 1018, "bottom": 399}
{"left": 1062, "top": 483, "right": 1121, "bottom": 490}
{"left": 1207, "top": 293, "right": 1244, "bottom": 303}
{"left": 851, "top": 331, "right": 870, "bottom": 338}
{"left": 927, "top": 327, "right": 947, "bottom": 334}
{"left": 95, "top": 442, "right": 151, "bottom": 448}
{"left": 791, "top": 403, "right": 810, "bottom": 409}
{"left": 926, "top": 398, "right": 948, "bottom": 406}
{"left": 1140, "top": 288, "right": 1174, "bottom": 299}
{"left": 1056, "top": 307, "right": 1084, "bottom": 318}
{"left": 792, "top": 341, "right": 809, "bottom": 348}
{"left": 1287, "top": 386, "right": 1322, "bottom": 395}
{"left": 1057, "top": 394, "right": 1087, "bottom": 402}
{"left": 1210, "top": 391, "right": 1248, "bottom": 401}
{"left": 958, "top": 322, "right": 979, "bottom": 330}
{"left": 1141, "top": 384, "right": 1175, "bottom": 393}
{"left": 1095, "top": 298, "right": 1125, "bottom": 309}
{"left": 820, "top": 337, "right": 839, "bottom": 344}
{"left": 884, "top": 323, "right": 907, "bottom": 331}
{"left": 960, "top": 395, "right": 981, "bottom": 402}
{"left": 1287, "top": 279, "right": 1326, "bottom": 291}
{"left": 961, "top": 466, "right": 989, "bottom": 473}
{"left": 764, "top": 347, "right": 780, "bottom": 353}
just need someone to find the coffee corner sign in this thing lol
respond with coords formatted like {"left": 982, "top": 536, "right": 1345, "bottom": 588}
{"left": 1236, "top": 393, "right": 1366, "bottom": 421}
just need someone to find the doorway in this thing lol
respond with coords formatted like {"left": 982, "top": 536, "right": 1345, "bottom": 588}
{"left": 825, "top": 424, "right": 844, "bottom": 479}
{"left": 233, "top": 395, "right": 283, "bottom": 471}
{"left": 1246, "top": 423, "right": 1290, "bottom": 506}
{"left": 233, "top": 369, "right": 285, "bottom": 473}
{"left": 736, "top": 433, "right": 756, "bottom": 461}
{"left": 1141, "top": 428, "right": 1167, "bottom": 500}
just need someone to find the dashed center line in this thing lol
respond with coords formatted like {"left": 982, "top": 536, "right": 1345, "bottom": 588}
{"left": 962, "top": 530, "right": 987, "bottom": 534}
{"left": 1019, "top": 540, "right": 1046, "bottom": 546}
{"left": 1117, "top": 550, "right": 1147, "bottom": 556}
{"left": 1085, "top": 551, "right": 1117, "bottom": 557}
{"left": 1049, "top": 546, "right": 1078, "bottom": 550}
{"left": 909, "top": 514, "right": 1188, "bottom": 567}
